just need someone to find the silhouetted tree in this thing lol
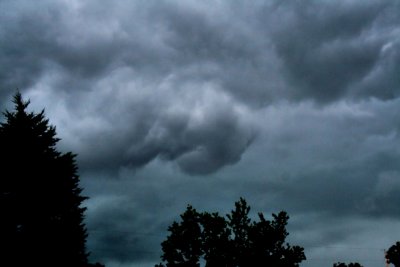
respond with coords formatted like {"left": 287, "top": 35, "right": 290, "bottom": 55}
{"left": 333, "top": 262, "right": 363, "bottom": 267}
{"left": 158, "top": 206, "right": 203, "bottom": 267}
{"left": 386, "top": 242, "right": 400, "bottom": 267}
{"left": 156, "top": 198, "right": 306, "bottom": 267}
{"left": 0, "top": 93, "right": 89, "bottom": 267}
{"left": 201, "top": 211, "right": 232, "bottom": 267}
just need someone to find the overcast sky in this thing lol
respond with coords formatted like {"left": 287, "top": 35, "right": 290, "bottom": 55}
{"left": 2, "top": 0, "right": 400, "bottom": 266}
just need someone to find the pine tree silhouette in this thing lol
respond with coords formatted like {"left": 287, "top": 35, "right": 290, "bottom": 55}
{"left": 0, "top": 93, "right": 89, "bottom": 267}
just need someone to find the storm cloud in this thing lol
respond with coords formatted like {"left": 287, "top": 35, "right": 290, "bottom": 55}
{"left": 270, "top": 0, "right": 400, "bottom": 102}
{"left": 2, "top": 0, "right": 400, "bottom": 267}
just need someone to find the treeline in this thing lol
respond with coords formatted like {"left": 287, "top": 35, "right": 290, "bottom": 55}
{"left": 155, "top": 198, "right": 305, "bottom": 267}
{"left": 1, "top": 93, "right": 400, "bottom": 267}
{"left": 156, "top": 199, "right": 400, "bottom": 267}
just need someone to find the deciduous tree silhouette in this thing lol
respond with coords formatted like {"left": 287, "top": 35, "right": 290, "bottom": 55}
{"left": 0, "top": 93, "right": 90, "bottom": 267}
{"left": 156, "top": 198, "right": 306, "bottom": 267}
{"left": 386, "top": 242, "right": 400, "bottom": 267}
{"left": 333, "top": 262, "right": 363, "bottom": 267}
{"left": 158, "top": 206, "right": 203, "bottom": 267}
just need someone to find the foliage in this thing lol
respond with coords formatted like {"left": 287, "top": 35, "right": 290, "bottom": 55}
{"left": 333, "top": 262, "right": 363, "bottom": 267}
{"left": 386, "top": 242, "right": 400, "bottom": 267}
{"left": 0, "top": 93, "right": 90, "bottom": 266}
{"left": 156, "top": 198, "right": 306, "bottom": 267}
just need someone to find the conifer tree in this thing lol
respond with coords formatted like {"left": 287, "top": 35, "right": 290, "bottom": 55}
{"left": 0, "top": 93, "right": 89, "bottom": 267}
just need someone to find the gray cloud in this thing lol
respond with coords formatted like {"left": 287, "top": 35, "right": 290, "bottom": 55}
{"left": 270, "top": 0, "right": 400, "bottom": 102}
{"left": 247, "top": 99, "right": 400, "bottom": 217}
{"left": 3, "top": 0, "right": 400, "bottom": 106}
{"left": 39, "top": 80, "right": 256, "bottom": 175}
{"left": 1, "top": 0, "right": 259, "bottom": 175}
{"left": 2, "top": 1, "right": 400, "bottom": 267}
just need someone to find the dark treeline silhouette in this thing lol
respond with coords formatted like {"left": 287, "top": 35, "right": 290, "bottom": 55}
{"left": 0, "top": 93, "right": 104, "bottom": 267}
{"left": 155, "top": 198, "right": 400, "bottom": 267}
{"left": 155, "top": 198, "right": 306, "bottom": 267}
{"left": 333, "top": 262, "right": 363, "bottom": 267}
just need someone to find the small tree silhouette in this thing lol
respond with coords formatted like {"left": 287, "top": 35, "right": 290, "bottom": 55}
{"left": 156, "top": 198, "right": 306, "bottom": 267}
{"left": 333, "top": 262, "right": 363, "bottom": 267}
{"left": 0, "top": 93, "right": 89, "bottom": 266}
{"left": 386, "top": 242, "right": 400, "bottom": 267}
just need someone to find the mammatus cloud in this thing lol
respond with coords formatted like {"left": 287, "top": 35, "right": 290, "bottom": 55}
{"left": 33, "top": 78, "right": 256, "bottom": 175}
{"left": 1, "top": 0, "right": 261, "bottom": 175}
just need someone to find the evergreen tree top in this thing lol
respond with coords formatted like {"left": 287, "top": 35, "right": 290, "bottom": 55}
{"left": 13, "top": 91, "right": 30, "bottom": 113}
{"left": 2, "top": 92, "right": 60, "bottom": 152}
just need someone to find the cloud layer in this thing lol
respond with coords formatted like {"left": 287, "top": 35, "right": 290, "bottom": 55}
{"left": 2, "top": 1, "right": 400, "bottom": 267}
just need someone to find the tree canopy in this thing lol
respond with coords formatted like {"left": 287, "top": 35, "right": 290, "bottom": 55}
{"left": 0, "top": 93, "right": 89, "bottom": 266}
{"left": 386, "top": 242, "right": 400, "bottom": 267}
{"left": 333, "top": 262, "right": 363, "bottom": 267}
{"left": 156, "top": 198, "right": 306, "bottom": 267}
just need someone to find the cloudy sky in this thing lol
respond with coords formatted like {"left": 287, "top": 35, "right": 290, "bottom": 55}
{"left": 2, "top": 0, "right": 400, "bottom": 266}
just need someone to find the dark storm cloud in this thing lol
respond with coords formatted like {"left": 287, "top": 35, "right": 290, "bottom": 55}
{"left": 247, "top": 99, "right": 400, "bottom": 217}
{"left": 52, "top": 82, "right": 255, "bottom": 175}
{"left": 85, "top": 194, "right": 164, "bottom": 263}
{"left": 1, "top": 0, "right": 264, "bottom": 175}
{"left": 3, "top": 0, "right": 400, "bottom": 108}
{"left": 0, "top": 1, "right": 114, "bottom": 91}
{"left": 3, "top": 1, "right": 400, "bottom": 267}
{"left": 270, "top": 0, "right": 400, "bottom": 102}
